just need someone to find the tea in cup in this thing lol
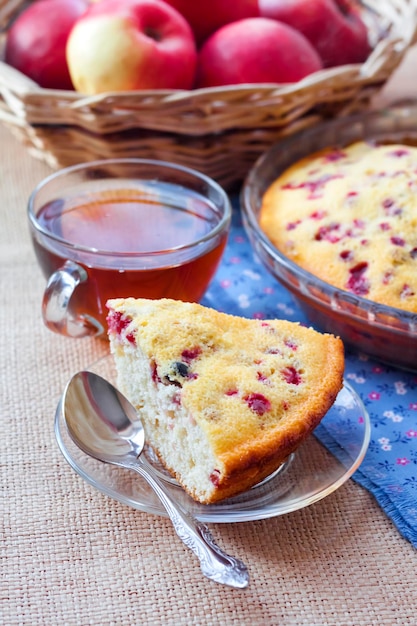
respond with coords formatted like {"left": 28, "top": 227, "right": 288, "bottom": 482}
{"left": 28, "top": 159, "right": 231, "bottom": 338}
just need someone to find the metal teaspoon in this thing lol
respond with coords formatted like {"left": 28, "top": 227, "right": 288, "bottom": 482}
{"left": 58, "top": 370, "right": 249, "bottom": 589}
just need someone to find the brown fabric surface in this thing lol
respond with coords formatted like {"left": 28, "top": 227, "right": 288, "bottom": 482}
{"left": 2, "top": 121, "right": 416, "bottom": 626}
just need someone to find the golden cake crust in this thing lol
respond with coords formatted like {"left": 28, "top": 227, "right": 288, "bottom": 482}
{"left": 260, "top": 141, "right": 417, "bottom": 312}
{"left": 107, "top": 298, "right": 344, "bottom": 504}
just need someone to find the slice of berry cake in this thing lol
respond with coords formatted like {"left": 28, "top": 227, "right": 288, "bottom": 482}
{"left": 107, "top": 298, "right": 344, "bottom": 504}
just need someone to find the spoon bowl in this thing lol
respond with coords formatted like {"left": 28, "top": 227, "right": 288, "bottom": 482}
{"left": 62, "top": 371, "right": 145, "bottom": 461}
{"left": 59, "top": 370, "right": 249, "bottom": 589}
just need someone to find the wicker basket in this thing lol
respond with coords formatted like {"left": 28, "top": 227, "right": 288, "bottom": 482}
{"left": 1, "top": 0, "right": 417, "bottom": 189}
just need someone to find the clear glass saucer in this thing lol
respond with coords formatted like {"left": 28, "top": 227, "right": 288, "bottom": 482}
{"left": 54, "top": 356, "right": 370, "bottom": 523}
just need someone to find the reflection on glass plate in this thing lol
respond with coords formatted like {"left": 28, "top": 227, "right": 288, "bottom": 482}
{"left": 55, "top": 356, "right": 370, "bottom": 523}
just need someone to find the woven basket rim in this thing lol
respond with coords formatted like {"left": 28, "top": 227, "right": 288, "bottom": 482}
{"left": 1, "top": 0, "right": 417, "bottom": 188}
{"left": 1, "top": 0, "right": 416, "bottom": 103}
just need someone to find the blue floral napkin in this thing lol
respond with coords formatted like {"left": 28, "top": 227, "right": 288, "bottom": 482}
{"left": 201, "top": 204, "right": 417, "bottom": 549}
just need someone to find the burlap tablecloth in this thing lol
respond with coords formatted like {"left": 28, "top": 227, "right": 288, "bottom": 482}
{"left": 3, "top": 51, "right": 417, "bottom": 624}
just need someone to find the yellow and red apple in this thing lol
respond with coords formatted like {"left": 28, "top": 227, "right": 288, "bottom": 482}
{"left": 66, "top": 0, "right": 198, "bottom": 94}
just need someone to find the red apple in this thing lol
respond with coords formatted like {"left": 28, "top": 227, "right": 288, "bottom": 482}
{"left": 66, "top": 0, "right": 197, "bottom": 94}
{"left": 258, "top": 0, "right": 371, "bottom": 67}
{"left": 161, "top": 0, "right": 259, "bottom": 45}
{"left": 5, "top": 0, "right": 88, "bottom": 90}
{"left": 195, "top": 17, "right": 323, "bottom": 88}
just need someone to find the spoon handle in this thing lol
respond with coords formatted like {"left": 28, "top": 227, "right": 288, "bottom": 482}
{"left": 130, "top": 459, "right": 249, "bottom": 589}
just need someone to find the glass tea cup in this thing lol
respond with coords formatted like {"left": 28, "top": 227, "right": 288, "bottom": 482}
{"left": 28, "top": 159, "right": 232, "bottom": 339}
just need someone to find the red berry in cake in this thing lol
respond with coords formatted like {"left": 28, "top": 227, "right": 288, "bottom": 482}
{"left": 281, "top": 366, "right": 302, "bottom": 385}
{"left": 390, "top": 236, "right": 406, "bottom": 247}
{"left": 260, "top": 322, "right": 277, "bottom": 335}
{"left": 173, "top": 392, "right": 182, "bottom": 406}
{"left": 125, "top": 332, "right": 136, "bottom": 345}
{"left": 209, "top": 469, "right": 221, "bottom": 487}
{"left": 257, "top": 371, "right": 270, "bottom": 385}
{"left": 379, "top": 222, "right": 391, "bottom": 231}
{"left": 284, "top": 339, "right": 298, "bottom": 350}
{"left": 340, "top": 250, "right": 353, "bottom": 261}
{"left": 401, "top": 284, "right": 415, "bottom": 299}
{"left": 244, "top": 393, "right": 271, "bottom": 416}
{"left": 315, "top": 223, "right": 341, "bottom": 243}
{"left": 106, "top": 311, "right": 136, "bottom": 345}
{"left": 266, "top": 347, "right": 282, "bottom": 355}
{"left": 107, "top": 310, "right": 129, "bottom": 335}
{"left": 181, "top": 347, "right": 202, "bottom": 363}
{"left": 382, "top": 271, "right": 394, "bottom": 285}
{"left": 382, "top": 198, "right": 402, "bottom": 217}
{"left": 347, "top": 262, "right": 369, "bottom": 296}
{"left": 310, "top": 210, "right": 328, "bottom": 220}
{"left": 286, "top": 220, "right": 302, "bottom": 231}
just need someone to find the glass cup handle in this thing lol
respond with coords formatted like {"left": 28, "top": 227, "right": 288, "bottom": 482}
{"left": 42, "top": 260, "right": 103, "bottom": 338}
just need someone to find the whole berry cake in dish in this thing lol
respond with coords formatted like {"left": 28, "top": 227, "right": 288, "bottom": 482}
{"left": 260, "top": 141, "right": 417, "bottom": 312}
{"left": 107, "top": 298, "right": 344, "bottom": 504}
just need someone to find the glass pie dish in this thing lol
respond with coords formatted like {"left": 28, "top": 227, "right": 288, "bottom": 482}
{"left": 241, "top": 102, "right": 417, "bottom": 372}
